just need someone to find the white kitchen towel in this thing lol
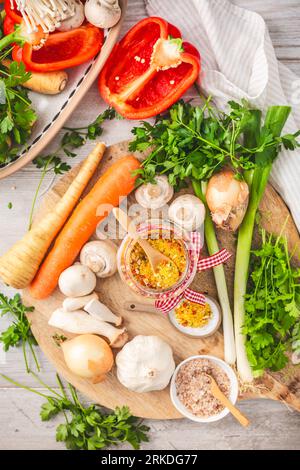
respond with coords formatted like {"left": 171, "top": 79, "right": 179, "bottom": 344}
{"left": 146, "top": 0, "right": 300, "bottom": 230}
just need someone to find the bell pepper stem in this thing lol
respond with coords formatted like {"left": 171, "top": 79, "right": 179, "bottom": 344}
{"left": 0, "top": 26, "right": 25, "bottom": 53}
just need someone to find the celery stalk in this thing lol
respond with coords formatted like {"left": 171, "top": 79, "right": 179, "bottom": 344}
{"left": 193, "top": 180, "right": 236, "bottom": 365}
{"left": 234, "top": 106, "right": 291, "bottom": 382}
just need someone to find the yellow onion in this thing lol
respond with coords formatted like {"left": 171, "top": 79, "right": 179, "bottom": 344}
{"left": 206, "top": 170, "right": 249, "bottom": 231}
{"left": 61, "top": 334, "right": 114, "bottom": 383}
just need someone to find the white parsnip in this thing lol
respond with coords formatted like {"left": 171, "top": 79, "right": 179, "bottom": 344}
{"left": 0, "top": 143, "right": 106, "bottom": 289}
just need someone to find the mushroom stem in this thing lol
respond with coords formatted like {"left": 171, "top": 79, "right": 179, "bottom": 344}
{"left": 84, "top": 298, "right": 122, "bottom": 326}
{"left": 48, "top": 308, "right": 128, "bottom": 348}
{"left": 62, "top": 292, "right": 98, "bottom": 312}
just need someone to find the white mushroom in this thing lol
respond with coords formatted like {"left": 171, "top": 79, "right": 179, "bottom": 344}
{"left": 58, "top": 0, "right": 85, "bottom": 31}
{"left": 291, "top": 351, "right": 300, "bottom": 365}
{"left": 168, "top": 195, "right": 206, "bottom": 231}
{"left": 80, "top": 240, "right": 117, "bottom": 278}
{"left": 63, "top": 292, "right": 99, "bottom": 312}
{"left": 84, "top": 0, "right": 121, "bottom": 29}
{"left": 49, "top": 308, "right": 128, "bottom": 348}
{"left": 58, "top": 264, "right": 97, "bottom": 297}
{"left": 84, "top": 298, "right": 122, "bottom": 326}
{"left": 135, "top": 175, "right": 174, "bottom": 210}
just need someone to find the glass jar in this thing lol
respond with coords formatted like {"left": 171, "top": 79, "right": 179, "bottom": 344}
{"left": 117, "top": 219, "right": 199, "bottom": 300}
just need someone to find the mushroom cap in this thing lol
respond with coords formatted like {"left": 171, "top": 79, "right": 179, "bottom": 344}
{"left": 80, "top": 240, "right": 117, "bottom": 278}
{"left": 168, "top": 194, "right": 206, "bottom": 231}
{"left": 58, "top": 264, "right": 97, "bottom": 297}
{"left": 84, "top": 0, "right": 121, "bottom": 29}
{"left": 135, "top": 175, "right": 174, "bottom": 210}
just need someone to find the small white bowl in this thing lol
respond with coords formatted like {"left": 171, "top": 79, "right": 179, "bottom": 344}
{"left": 168, "top": 296, "right": 221, "bottom": 338}
{"left": 170, "top": 355, "right": 239, "bottom": 423}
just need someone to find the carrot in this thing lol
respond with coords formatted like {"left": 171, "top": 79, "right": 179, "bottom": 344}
{"left": 29, "top": 154, "right": 141, "bottom": 299}
{"left": 0, "top": 143, "right": 106, "bottom": 289}
{"left": 2, "top": 59, "right": 68, "bottom": 94}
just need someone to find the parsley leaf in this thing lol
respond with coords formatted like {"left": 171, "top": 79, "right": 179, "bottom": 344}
{"left": 1, "top": 373, "right": 150, "bottom": 450}
{"left": 0, "top": 293, "right": 39, "bottom": 372}
{"left": 244, "top": 230, "right": 300, "bottom": 375}
{"left": 130, "top": 99, "right": 299, "bottom": 189}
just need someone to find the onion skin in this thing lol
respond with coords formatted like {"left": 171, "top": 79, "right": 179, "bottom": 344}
{"left": 206, "top": 170, "right": 249, "bottom": 232}
{"left": 61, "top": 334, "right": 114, "bottom": 383}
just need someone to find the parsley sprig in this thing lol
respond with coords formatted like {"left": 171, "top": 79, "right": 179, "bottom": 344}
{"left": 130, "top": 99, "right": 299, "bottom": 188}
{"left": 244, "top": 229, "right": 300, "bottom": 375}
{"left": 0, "top": 60, "right": 36, "bottom": 166}
{"left": 0, "top": 293, "right": 39, "bottom": 372}
{"left": 1, "top": 373, "right": 150, "bottom": 450}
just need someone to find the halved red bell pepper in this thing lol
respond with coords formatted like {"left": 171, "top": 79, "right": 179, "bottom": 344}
{"left": 12, "top": 24, "right": 104, "bottom": 72}
{"left": 98, "top": 17, "right": 201, "bottom": 119}
{"left": 4, "top": 0, "right": 22, "bottom": 24}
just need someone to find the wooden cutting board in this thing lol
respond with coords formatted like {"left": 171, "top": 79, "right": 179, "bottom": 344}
{"left": 22, "top": 141, "right": 300, "bottom": 419}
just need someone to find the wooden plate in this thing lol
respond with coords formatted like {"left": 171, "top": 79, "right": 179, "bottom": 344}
{"left": 22, "top": 141, "right": 300, "bottom": 419}
{"left": 0, "top": 0, "right": 127, "bottom": 180}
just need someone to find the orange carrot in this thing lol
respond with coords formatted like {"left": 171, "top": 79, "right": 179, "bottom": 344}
{"left": 29, "top": 155, "right": 140, "bottom": 299}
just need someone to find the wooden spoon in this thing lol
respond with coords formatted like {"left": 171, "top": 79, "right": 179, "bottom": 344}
{"left": 113, "top": 208, "right": 171, "bottom": 272}
{"left": 204, "top": 373, "right": 250, "bottom": 427}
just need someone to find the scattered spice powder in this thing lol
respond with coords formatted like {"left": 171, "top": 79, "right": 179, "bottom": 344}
{"left": 175, "top": 300, "right": 212, "bottom": 328}
{"left": 175, "top": 358, "right": 231, "bottom": 418}
{"left": 130, "top": 236, "right": 186, "bottom": 290}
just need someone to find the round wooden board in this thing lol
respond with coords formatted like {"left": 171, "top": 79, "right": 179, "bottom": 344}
{"left": 22, "top": 141, "right": 300, "bottom": 419}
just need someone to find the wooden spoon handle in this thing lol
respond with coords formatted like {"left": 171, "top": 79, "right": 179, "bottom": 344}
{"left": 211, "top": 386, "right": 250, "bottom": 427}
{"left": 113, "top": 207, "right": 139, "bottom": 239}
{"left": 123, "top": 301, "right": 158, "bottom": 314}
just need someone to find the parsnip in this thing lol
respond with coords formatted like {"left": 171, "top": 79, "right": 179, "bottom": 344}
{"left": 0, "top": 143, "right": 106, "bottom": 289}
{"left": 2, "top": 59, "right": 68, "bottom": 95}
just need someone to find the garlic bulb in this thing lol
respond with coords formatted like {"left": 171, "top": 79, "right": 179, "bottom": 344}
{"left": 80, "top": 240, "right": 117, "bottom": 278}
{"left": 116, "top": 335, "right": 175, "bottom": 392}
{"left": 58, "top": 0, "right": 85, "bottom": 31}
{"left": 206, "top": 170, "right": 249, "bottom": 231}
{"left": 84, "top": 0, "right": 121, "bottom": 29}
{"left": 58, "top": 264, "right": 97, "bottom": 297}
{"left": 168, "top": 195, "right": 205, "bottom": 231}
{"left": 61, "top": 334, "right": 114, "bottom": 383}
{"left": 135, "top": 175, "right": 174, "bottom": 210}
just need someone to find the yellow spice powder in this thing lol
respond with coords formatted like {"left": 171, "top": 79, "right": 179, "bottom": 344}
{"left": 175, "top": 300, "right": 212, "bottom": 328}
{"left": 130, "top": 237, "right": 186, "bottom": 290}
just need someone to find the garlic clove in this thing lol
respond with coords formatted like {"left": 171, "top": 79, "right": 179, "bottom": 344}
{"left": 135, "top": 175, "right": 174, "bottom": 210}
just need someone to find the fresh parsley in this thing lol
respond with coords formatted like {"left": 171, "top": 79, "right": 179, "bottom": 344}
{"left": 1, "top": 373, "right": 150, "bottom": 450}
{"left": 0, "top": 61, "right": 36, "bottom": 167}
{"left": 129, "top": 98, "right": 299, "bottom": 188}
{"left": 244, "top": 229, "right": 300, "bottom": 375}
{"left": 0, "top": 293, "right": 39, "bottom": 372}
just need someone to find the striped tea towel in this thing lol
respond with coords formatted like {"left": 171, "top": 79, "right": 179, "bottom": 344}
{"left": 146, "top": 0, "right": 300, "bottom": 231}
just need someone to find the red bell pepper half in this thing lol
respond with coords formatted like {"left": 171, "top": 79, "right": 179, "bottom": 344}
{"left": 12, "top": 24, "right": 104, "bottom": 72}
{"left": 4, "top": 0, "right": 22, "bottom": 24}
{"left": 98, "top": 17, "right": 201, "bottom": 119}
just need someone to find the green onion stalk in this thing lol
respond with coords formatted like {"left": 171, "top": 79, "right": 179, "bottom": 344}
{"left": 193, "top": 180, "right": 236, "bottom": 365}
{"left": 234, "top": 106, "right": 292, "bottom": 382}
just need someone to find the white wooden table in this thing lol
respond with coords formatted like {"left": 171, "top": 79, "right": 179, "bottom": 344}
{"left": 0, "top": 0, "right": 300, "bottom": 450}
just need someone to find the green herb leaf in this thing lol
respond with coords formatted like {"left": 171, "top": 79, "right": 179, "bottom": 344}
{"left": 0, "top": 294, "right": 39, "bottom": 372}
